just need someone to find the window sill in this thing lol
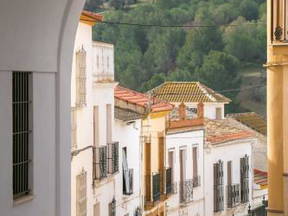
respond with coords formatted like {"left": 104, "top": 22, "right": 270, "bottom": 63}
{"left": 13, "top": 194, "right": 34, "bottom": 206}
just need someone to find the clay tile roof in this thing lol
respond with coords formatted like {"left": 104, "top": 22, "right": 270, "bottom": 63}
{"left": 205, "top": 118, "right": 254, "bottom": 145}
{"left": 227, "top": 112, "right": 267, "bottom": 136}
{"left": 115, "top": 85, "right": 173, "bottom": 113}
{"left": 81, "top": 10, "right": 103, "bottom": 22}
{"left": 150, "top": 82, "right": 231, "bottom": 103}
{"left": 254, "top": 169, "right": 268, "bottom": 187}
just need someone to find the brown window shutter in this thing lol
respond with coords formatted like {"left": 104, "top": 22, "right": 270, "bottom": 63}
{"left": 227, "top": 161, "right": 232, "bottom": 185}
{"left": 193, "top": 147, "right": 198, "bottom": 178}
{"left": 106, "top": 104, "right": 112, "bottom": 143}
{"left": 145, "top": 142, "right": 151, "bottom": 201}
{"left": 93, "top": 106, "right": 99, "bottom": 147}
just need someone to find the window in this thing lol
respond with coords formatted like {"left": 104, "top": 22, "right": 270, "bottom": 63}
{"left": 193, "top": 147, "right": 200, "bottom": 187}
{"left": 108, "top": 142, "right": 119, "bottom": 174}
{"left": 13, "top": 72, "right": 32, "bottom": 199}
{"left": 123, "top": 147, "right": 133, "bottom": 195}
{"left": 227, "top": 161, "right": 232, "bottom": 185}
{"left": 186, "top": 107, "right": 198, "bottom": 119}
{"left": 216, "top": 108, "right": 222, "bottom": 120}
{"left": 76, "top": 171, "right": 87, "bottom": 216}
{"left": 214, "top": 160, "right": 224, "bottom": 212}
{"left": 71, "top": 108, "right": 77, "bottom": 150}
{"left": 76, "top": 47, "right": 87, "bottom": 107}
{"left": 240, "top": 155, "right": 250, "bottom": 203}
{"left": 271, "top": 0, "right": 288, "bottom": 41}
{"left": 93, "top": 106, "right": 99, "bottom": 147}
{"left": 93, "top": 146, "right": 108, "bottom": 180}
{"left": 106, "top": 104, "right": 112, "bottom": 143}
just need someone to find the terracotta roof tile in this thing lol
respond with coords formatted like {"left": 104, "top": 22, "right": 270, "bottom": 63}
{"left": 205, "top": 118, "right": 254, "bottom": 145}
{"left": 254, "top": 169, "right": 268, "bottom": 186}
{"left": 227, "top": 112, "right": 267, "bottom": 135}
{"left": 151, "top": 82, "right": 231, "bottom": 103}
{"left": 115, "top": 85, "right": 173, "bottom": 113}
{"left": 81, "top": 10, "right": 103, "bottom": 22}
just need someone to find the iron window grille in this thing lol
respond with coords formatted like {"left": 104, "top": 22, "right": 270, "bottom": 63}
{"left": 152, "top": 173, "right": 161, "bottom": 202}
{"left": 193, "top": 175, "right": 201, "bottom": 188}
{"left": 214, "top": 160, "right": 224, "bottom": 212}
{"left": 240, "top": 155, "right": 250, "bottom": 203}
{"left": 166, "top": 167, "right": 173, "bottom": 195}
{"left": 12, "top": 72, "right": 32, "bottom": 199}
{"left": 109, "top": 198, "right": 116, "bottom": 216}
{"left": 93, "top": 146, "right": 108, "bottom": 180}
{"left": 179, "top": 179, "right": 193, "bottom": 203}
{"left": 227, "top": 184, "right": 240, "bottom": 208}
{"left": 108, "top": 142, "right": 119, "bottom": 174}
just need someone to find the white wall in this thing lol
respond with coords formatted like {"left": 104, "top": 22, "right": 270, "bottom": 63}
{"left": 166, "top": 129, "right": 205, "bottom": 216}
{"left": 204, "top": 140, "right": 253, "bottom": 216}
{"left": 114, "top": 119, "right": 142, "bottom": 215}
{"left": 0, "top": 1, "right": 85, "bottom": 215}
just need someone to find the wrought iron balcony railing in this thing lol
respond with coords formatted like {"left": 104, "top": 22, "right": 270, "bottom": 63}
{"left": 227, "top": 184, "right": 240, "bottom": 208}
{"left": 123, "top": 169, "right": 134, "bottom": 195}
{"left": 152, "top": 173, "right": 161, "bottom": 202}
{"left": 108, "top": 142, "right": 119, "bottom": 174}
{"left": 93, "top": 146, "right": 108, "bottom": 180}
{"left": 193, "top": 176, "right": 201, "bottom": 188}
{"left": 179, "top": 179, "right": 193, "bottom": 203}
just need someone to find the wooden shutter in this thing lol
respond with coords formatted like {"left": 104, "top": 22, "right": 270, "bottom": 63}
{"left": 240, "top": 155, "right": 250, "bottom": 203}
{"left": 214, "top": 161, "right": 224, "bottom": 212}
{"left": 76, "top": 171, "right": 87, "bottom": 216}
{"left": 158, "top": 136, "right": 165, "bottom": 194}
{"left": 93, "top": 106, "right": 99, "bottom": 147}
{"left": 145, "top": 142, "right": 151, "bottom": 201}
{"left": 106, "top": 104, "right": 112, "bottom": 143}
{"left": 76, "top": 47, "right": 87, "bottom": 107}
{"left": 123, "top": 148, "right": 130, "bottom": 194}
{"left": 193, "top": 147, "right": 198, "bottom": 178}
{"left": 227, "top": 161, "right": 232, "bottom": 185}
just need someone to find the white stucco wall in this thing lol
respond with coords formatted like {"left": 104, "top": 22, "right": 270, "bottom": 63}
{"left": 204, "top": 140, "right": 254, "bottom": 216}
{"left": 0, "top": 1, "right": 85, "bottom": 215}
{"left": 114, "top": 119, "right": 142, "bottom": 215}
{"left": 166, "top": 129, "right": 205, "bottom": 216}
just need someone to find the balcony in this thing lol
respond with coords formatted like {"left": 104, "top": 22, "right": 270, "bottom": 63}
{"left": 108, "top": 142, "right": 119, "bottom": 175}
{"left": 192, "top": 176, "right": 201, "bottom": 188}
{"left": 179, "top": 179, "right": 193, "bottom": 204}
{"left": 144, "top": 172, "right": 163, "bottom": 210}
{"left": 123, "top": 169, "right": 133, "bottom": 195}
{"left": 93, "top": 146, "right": 108, "bottom": 180}
{"left": 166, "top": 168, "right": 173, "bottom": 195}
{"left": 227, "top": 184, "right": 240, "bottom": 208}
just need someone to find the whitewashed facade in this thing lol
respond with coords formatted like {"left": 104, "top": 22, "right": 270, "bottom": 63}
{"left": 204, "top": 138, "right": 254, "bottom": 216}
{"left": 71, "top": 17, "right": 120, "bottom": 216}
{"left": 166, "top": 129, "right": 205, "bottom": 216}
{"left": 114, "top": 119, "right": 142, "bottom": 216}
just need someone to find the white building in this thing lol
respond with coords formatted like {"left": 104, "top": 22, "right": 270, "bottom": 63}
{"left": 71, "top": 11, "right": 121, "bottom": 216}
{"left": 151, "top": 82, "right": 231, "bottom": 120}
{"left": 114, "top": 89, "right": 146, "bottom": 216}
{"left": 165, "top": 103, "right": 205, "bottom": 216}
{"left": 204, "top": 119, "right": 255, "bottom": 216}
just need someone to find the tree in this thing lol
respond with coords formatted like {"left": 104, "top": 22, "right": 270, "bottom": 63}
{"left": 239, "top": 0, "right": 259, "bottom": 20}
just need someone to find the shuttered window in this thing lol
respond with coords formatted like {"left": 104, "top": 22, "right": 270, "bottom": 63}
{"left": 93, "top": 146, "right": 108, "bottom": 180}
{"left": 123, "top": 147, "right": 133, "bottom": 195}
{"left": 76, "top": 171, "right": 87, "bottom": 216}
{"left": 76, "top": 47, "right": 87, "bottom": 107}
{"left": 192, "top": 147, "right": 200, "bottom": 187}
{"left": 213, "top": 160, "right": 224, "bottom": 212}
{"left": 106, "top": 104, "right": 112, "bottom": 143}
{"left": 94, "top": 203, "right": 100, "bottom": 216}
{"left": 71, "top": 108, "right": 77, "bottom": 150}
{"left": 240, "top": 155, "right": 250, "bottom": 203}
{"left": 93, "top": 106, "right": 99, "bottom": 147}
{"left": 227, "top": 161, "right": 232, "bottom": 185}
{"left": 13, "top": 72, "right": 32, "bottom": 199}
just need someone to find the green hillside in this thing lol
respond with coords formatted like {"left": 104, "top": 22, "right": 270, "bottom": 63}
{"left": 88, "top": 0, "right": 267, "bottom": 113}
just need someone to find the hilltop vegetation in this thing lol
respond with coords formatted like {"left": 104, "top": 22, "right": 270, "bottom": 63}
{"left": 88, "top": 0, "right": 267, "bottom": 113}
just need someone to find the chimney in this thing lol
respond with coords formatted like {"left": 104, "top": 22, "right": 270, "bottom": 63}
{"left": 179, "top": 103, "right": 186, "bottom": 120}
{"left": 197, "top": 103, "right": 204, "bottom": 119}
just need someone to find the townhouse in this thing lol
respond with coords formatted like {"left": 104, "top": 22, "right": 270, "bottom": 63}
{"left": 152, "top": 81, "right": 255, "bottom": 216}
{"left": 165, "top": 103, "right": 205, "bottom": 216}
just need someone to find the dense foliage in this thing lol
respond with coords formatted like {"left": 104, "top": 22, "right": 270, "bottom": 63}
{"left": 90, "top": 0, "right": 266, "bottom": 112}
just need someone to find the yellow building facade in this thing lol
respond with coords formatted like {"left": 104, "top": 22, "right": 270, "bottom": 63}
{"left": 267, "top": 0, "right": 288, "bottom": 215}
